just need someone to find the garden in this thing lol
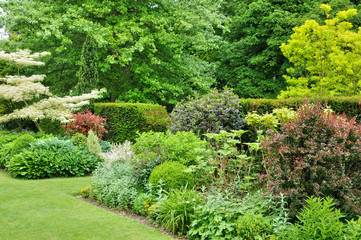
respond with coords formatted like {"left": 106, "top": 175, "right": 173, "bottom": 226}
{"left": 1, "top": 1, "right": 361, "bottom": 240}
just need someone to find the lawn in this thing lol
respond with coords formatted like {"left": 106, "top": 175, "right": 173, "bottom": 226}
{"left": 0, "top": 171, "right": 173, "bottom": 240}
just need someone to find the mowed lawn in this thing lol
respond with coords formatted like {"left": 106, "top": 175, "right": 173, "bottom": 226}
{"left": 0, "top": 171, "right": 172, "bottom": 240}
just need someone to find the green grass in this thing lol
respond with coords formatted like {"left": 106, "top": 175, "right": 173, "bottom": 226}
{"left": 0, "top": 171, "right": 173, "bottom": 240}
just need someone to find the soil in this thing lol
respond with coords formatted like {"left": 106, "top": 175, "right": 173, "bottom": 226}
{"left": 76, "top": 195, "right": 187, "bottom": 240}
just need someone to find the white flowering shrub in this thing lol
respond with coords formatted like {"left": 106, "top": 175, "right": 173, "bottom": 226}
{"left": 0, "top": 49, "right": 105, "bottom": 131}
{"left": 99, "top": 140, "right": 134, "bottom": 166}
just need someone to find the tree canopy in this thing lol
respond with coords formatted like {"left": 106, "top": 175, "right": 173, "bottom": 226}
{"left": 0, "top": 0, "right": 227, "bottom": 107}
{"left": 279, "top": 6, "right": 361, "bottom": 98}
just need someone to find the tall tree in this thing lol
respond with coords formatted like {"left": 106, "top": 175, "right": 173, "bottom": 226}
{"left": 279, "top": 6, "right": 361, "bottom": 98}
{"left": 75, "top": 34, "right": 99, "bottom": 95}
{"left": 0, "top": 0, "right": 227, "bottom": 108}
{"left": 216, "top": 0, "right": 359, "bottom": 98}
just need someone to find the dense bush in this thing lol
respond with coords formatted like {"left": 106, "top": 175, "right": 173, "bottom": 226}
{"left": 39, "top": 118, "right": 65, "bottom": 135}
{"left": 63, "top": 110, "right": 108, "bottom": 139}
{"left": 169, "top": 88, "right": 247, "bottom": 137}
{"left": 236, "top": 212, "right": 273, "bottom": 239}
{"left": 148, "top": 161, "right": 194, "bottom": 192}
{"left": 6, "top": 138, "right": 100, "bottom": 179}
{"left": 10, "top": 134, "right": 36, "bottom": 156}
{"left": 94, "top": 103, "right": 169, "bottom": 143}
{"left": 153, "top": 187, "right": 203, "bottom": 235}
{"left": 91, "top": 161, "right": 138, "bottom": 209}
{"left": 131, "top": 131, "right": 208, "bottom": 189}
{"left": 260, "top": 100, "right": 361, "bottom": 218}
{"left": 132, "top": 193, "right": 153, "bottom": 216}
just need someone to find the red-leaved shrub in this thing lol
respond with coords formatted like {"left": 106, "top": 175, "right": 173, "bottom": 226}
{"left": 260, "top": 99, "right": 361, "bottom": 218}
{"left": 63, "top": 110, "right": 108, "bottom": 139}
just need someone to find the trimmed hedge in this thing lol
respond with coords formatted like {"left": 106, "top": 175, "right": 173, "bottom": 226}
{"left": 94, "top": 103, "right": 169, "bottom": 143}
{"left": 240, "top": 96, "right": 361, "bottom": 120}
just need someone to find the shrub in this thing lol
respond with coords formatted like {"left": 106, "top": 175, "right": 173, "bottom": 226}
{"left": 39, "top": 118, "right": 65, "bottom": 135}
{"left": 260, "top": 99, "right": 361, "bottom": 218}
{"left": 148, "top": 161, "right": 194, "bottom": 192}
{"left": 10, "top": 133, "right": 36, "bottom": 156}
{"left": 91, "top": 161, "right": 138, "bottom": 209}
{"left": 131, "top": 131, "right": 208, "bottom": 189}
{"left": 236, "top": 212, "right": 273, "bottom": 240}
{"left": 169, "top": 88, "right": 247, "bottom": 137}
{"left": 132, "top": 193, "right": 154, "bottom": 216}
{"left": 6, "top": 138, "right": 100, "bottom": 179}
{"left": 70, "top": 133, "right": 87, "bottom": 147}
{"left": 94, "top": 103, "right": 169, "bottom": 143}
{"left": 80, "top": 184, "right": 93, "bottom": 198}
{"left": 289, "top": 197, "right": 346, "bottom": 240}
{"left": 153, "top": 187, "right": 203, "bottom": 235}
{"left": 99, "top": 141, "right": 133, "bottom": 165}
{"left": 63, "top": 109, "right": 108, "bottom": 139}
{"left": 87, "top": 130, "right": 101, "bottom": 155}
{"left": 99, "top": 140, "right": 112, "bottom": 152}
{"left": 188, "top": 191, "right": 242, "bottom": 240}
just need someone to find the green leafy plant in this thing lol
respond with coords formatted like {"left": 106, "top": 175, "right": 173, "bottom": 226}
{"left": 87, "top": 130, "right": 101, "bottom": 155}
{"left": 169, "top": 88, "right": 247, "bottom": 137}
{"left": 6, "top": 138, "right": 100, "bottom": 179}
{"left": 290, "top": 196, "right": 346, "bottom": 240}
{"left": 71, "top": 133, "right": 87, "bottom": 148}
{"left": 91, "top": 161, "right": 138, "bottom": 209}
{"left": 132, "top": 193, "right": 155, "bottom": 216}
{"left": 236, "top": 211, "right": 273, "bottom": 240}
{"left": 131, "top": 131, "right": 208, "bottom": 189}
{"left": 148, "top": 161, "right": 194, "bottom": 193}
{"left": 153, "top": 187, "right": 203, "bottom": 235}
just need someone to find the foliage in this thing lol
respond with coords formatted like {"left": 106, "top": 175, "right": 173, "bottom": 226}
{"left": 260, "top": 100, "right": 361, "bottom": 218}
{"left": 99, "top": 141, "right": 133, "bottom": 165}
{"left": 169, "top": 88, "right": 247, "bottom": 137}
{"left": 99, "top": 140, "right": 112, "bottom": 152}
{"left": 87, "top": 130, "right": 102, "bottom": 155}
{"left": 132, "top": 193, "right": 154, "bottom": 216}
{"left": 9, "top": 133, "right": 36, "bottom": 156}
{"left": 148, "top": 161, "right": 194, "bottom": 193}
{"left": 80, "top": 184, "right": 93, "bottom": 199}
{"left": 71, "top": 133, "right": 87, "bottom": 148}
{"left": 280, "top": 5, "right": 361, "bottom": 98}
{"left": 345, "top": 217, "right": 361, "bottom": 240}
{"left": 197, "top": 130, "right": 260, "bottom": 194}
{"left": 188, "top": 191, "right": 242, "bottom": 240}
{"left": 38, "top": 118, "right": 65, "bottom": 136}
{"left": 0, "top": 0, "right": 227, "bottom": 107}
{"left": 131, "top": 131, "right": 208, "bottom": 189}
{"left": 288, "top": 197, "right": 346, "bottom": 239}
{"left": 63, "top": 109, "right": 108, "bottom": 139}
{"left": 91, "top": 161, "right": 138, "bottom": 209}
{"left": 0, "top": 50, "right": 105, "bottom": 131}
{"left": 6, "top": 138, "right": 100, "bottom": 179}
{"left": 236, "top": 211, "right": 273, "bottom": 240}
{"left": 239, "top": 96, "right": 361, "bottom": 122}
{"left": 75, "top": 33, "right": 98, "bottom": 94}
{"left": 94, "top": 103, "right": 169, "bottom": 143}
{"left": 153, "top": 187, "right": 203, "bottom": 235}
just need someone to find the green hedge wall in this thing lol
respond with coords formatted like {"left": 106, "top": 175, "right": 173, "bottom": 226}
{"left": 94, "top": 103, "right": 169, "bottom": 143}
{"left": 239, "top": 96, "right": 361, "bottom": 120}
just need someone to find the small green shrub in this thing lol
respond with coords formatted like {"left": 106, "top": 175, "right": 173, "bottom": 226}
{"left": 91, "top": 161, "right": 138, "bottom": 209}
{"left": 94, "top": 102, "right": 169, "bottom": 143}
{"left": 131, "top": 131, "right": 208, "bottom": 189}
{"left": 6, "top": 138, "right": 100, "bottom": 179}
{"left": 345, "top": 218, "right": 361, "bottom": 240}
{"left": 132, "top": 193, "right": 154, "bottom": 216}
{"left": 148, "top": 161, "right": 194, "bottom": 192}
{"left": 39, "top": 118, "right": 65, "bottom": 135}
{"left": 10, "top": 133, "right": 36, "bottom": 155}
{"left": 153, "top": 187, "right": 203, "bottom": 235}
{"left": 289, "top": 196, "right": 346, "bottom": 240}
{"left": 80, "top": 184, "right": 93, "bottom": 198}
{"left": 236, "top": 212, "right": 273, "bottom": 240}
{"left": 87, "top": 130, "right": 101, "bottom": 155}
{"left": 169, "top": 88, "right": 247, "bottom": 137}
{"left": 71, "top": 133, "right": 87, "bottom": 147}
{"left": 99, "top": 140, "right": 111, "bottom": 152}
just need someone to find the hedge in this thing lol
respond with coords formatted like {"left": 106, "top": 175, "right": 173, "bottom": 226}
{"left": 94, "top": 103, "right": 169, "bottom": 143}
{"left": 239, "top": 96, "right": 361, "bottom": 120}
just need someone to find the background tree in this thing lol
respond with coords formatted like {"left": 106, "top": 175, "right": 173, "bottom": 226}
{"left": 216, "top": 0, "right": 360, "bottom": 98}
{"left": 75, "top": 34, "right": 99, "bottom": 95}
{"left": 0, "top": 0, "right": 227, "bottom": 108}
{"left": 0, "top": 49, "right": 105, "bottom": 131}
{"left": 279, "top": 6, "right": 361, "bottom": 98}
